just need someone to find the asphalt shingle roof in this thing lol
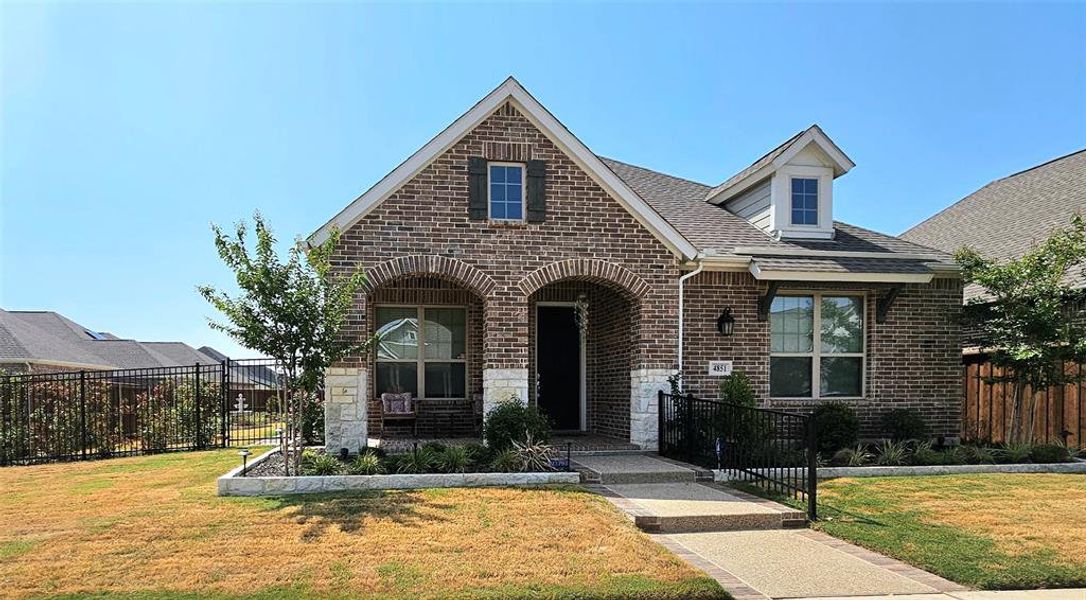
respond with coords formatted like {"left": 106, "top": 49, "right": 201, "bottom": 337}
{"left": 601, "top": 157, "right": 951, "bottom": 265}
{"left": 901, "top": 149, "right": 1086, "bottom": 300}
{"left": 0, "top": 310, "right": 114, "bottom": 369}
{"left": 752, "top": 256, "right": 933, "bottom": 275}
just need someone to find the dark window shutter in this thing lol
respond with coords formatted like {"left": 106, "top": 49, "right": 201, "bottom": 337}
{"left": 468, "top": 157, "right": 487, "bottom": 220}
{"left": 526, "top": 160, "right": 546, "bottom": 223}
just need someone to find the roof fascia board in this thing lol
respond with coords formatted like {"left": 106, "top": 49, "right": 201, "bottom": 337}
{"left": 729, "top": 246, "right": 949, "bottom": 261}
{"left": 706, "top": 169, "right": 773, "bottom": 205}
{"left": 308, "top": 78, "right": 699, "bottom": 260}
{"left": 749, "top": 262, "right": 934, "bottom": 284}
{"left": 771, "top": 128, "right": 856, "bottom": 175}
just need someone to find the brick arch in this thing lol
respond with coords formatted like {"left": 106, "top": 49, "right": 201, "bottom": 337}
{"left": 363, "top": 255, "right": 497, "bottom": 297}
{"left": 516, "top": 259, "right": 651, "bottom": 299}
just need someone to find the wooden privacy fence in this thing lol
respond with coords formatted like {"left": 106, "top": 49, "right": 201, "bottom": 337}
{"left": 962, "top": 356, "right": 1086, "bottom": 446}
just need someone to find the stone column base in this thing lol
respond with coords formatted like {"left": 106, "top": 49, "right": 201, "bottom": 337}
{"left": 630, "top": 368, "right": 672, "bottom": 451}
{"left": 324, "top": 367, "right": 368, "bottom": 454}
{"left": 482, "top": 368, "right": 530, "bottom": 420}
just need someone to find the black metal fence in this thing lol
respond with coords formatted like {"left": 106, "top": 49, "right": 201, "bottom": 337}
{"left": 0, "top": 358, "right": 296, "bottom": 466}
{"left": 658, "top": 391, "right": 817, "bottom": 520}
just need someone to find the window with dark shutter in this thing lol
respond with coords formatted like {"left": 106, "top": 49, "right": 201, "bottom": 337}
{"left": 467, "top": 157, "right": 487, "bottom": 220}
{"left": 526, "top": 160, "right": 546, "bottom": 222}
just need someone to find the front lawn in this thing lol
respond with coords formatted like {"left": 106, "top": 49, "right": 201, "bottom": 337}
{"left": 814, "top": 473, "right": 1086, "bottom": 589}
{"left": 0, "top": 450, "right": 724, "bottom": 600}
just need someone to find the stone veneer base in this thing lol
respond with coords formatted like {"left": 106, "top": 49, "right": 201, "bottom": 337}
{"left": 217, "top": 449, "right": 580, "bottom": 496}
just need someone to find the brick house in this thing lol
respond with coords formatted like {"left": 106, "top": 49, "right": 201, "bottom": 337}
{"left": 313, "top": 78, "right": 962, "bottom": 453}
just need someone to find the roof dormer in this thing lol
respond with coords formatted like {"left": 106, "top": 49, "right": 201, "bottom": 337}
{"left": 707, "top": 125, "right": 855, "bottom": 240}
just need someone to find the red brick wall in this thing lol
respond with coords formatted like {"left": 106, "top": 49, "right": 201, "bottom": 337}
{"left": 682, "top": 272, "right": 963, "bottom": 438}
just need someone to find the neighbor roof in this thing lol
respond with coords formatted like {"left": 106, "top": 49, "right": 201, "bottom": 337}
{"left": 901, "top": 149, "right": 1086, "bottom": 300}
{"left": 0, "top": 309, "right": 223, "bottom": 371}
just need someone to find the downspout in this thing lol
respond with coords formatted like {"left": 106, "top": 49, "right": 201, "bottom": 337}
{"left": 677, "top": 257, "right": 705, "bottom": 392}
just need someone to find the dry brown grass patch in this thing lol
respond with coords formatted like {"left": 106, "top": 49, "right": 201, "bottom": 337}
{"left": 0, "top": 450, "right": 716, "bottom": 599}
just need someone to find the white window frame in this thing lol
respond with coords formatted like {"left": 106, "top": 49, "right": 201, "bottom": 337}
{"left": 769, "top": 165, "right": 834, "bottom": 239}
{"left": 374, "top": 304, "right": 469, "bottom": 400}
{"left": 769, "top": 292, "right": 866, "bottom": 400}
{"left": 487, "top": 161, "right": 526, "bottom": 222}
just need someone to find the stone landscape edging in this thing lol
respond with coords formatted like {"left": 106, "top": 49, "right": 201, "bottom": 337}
{"left": 216, "top": 449, "right": 580, "bottom": 496}
{"left": 711, "top": 461, "right": 1086, "bottom": 482}
{"left": 815, "top": 462, "right": 1086, "bottom": 478}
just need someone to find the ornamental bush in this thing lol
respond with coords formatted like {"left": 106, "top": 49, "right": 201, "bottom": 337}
{"left": 483, "top": 396, "right": 550, "bottom": 451}
{"left": 811, "top": 401, "right": 859, "bottom": 455}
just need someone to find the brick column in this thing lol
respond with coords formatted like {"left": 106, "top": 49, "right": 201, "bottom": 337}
{"left": 324, "top": 366, "right": 368, "bottom": 453}
{"left": 481, "top": 290, "right": 530, "bottom": 421}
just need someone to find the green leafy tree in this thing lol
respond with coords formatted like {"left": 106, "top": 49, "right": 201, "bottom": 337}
{"left": 956, "top": 214, "right": 1086, "bottom": 443}
{"left": 198, "top": 213, "right": 371, "bottom": 474}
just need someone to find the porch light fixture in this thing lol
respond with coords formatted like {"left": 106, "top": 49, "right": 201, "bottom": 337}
{"left": 716, "top": 308, "right": 735, "bottom": 337}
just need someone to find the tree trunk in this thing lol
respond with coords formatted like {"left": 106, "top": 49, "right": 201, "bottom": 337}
{"left": 1009, "top": 379, "right": 1029, "bottom": 444}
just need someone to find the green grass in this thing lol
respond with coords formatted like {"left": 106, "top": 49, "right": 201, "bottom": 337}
{"left": 810, "top": 474, "right": 1086, "bottom": 589}
{"left": 1, "top": 449, "right": 725, "bottom": 600}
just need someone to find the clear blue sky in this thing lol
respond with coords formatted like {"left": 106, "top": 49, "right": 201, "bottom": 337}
{"left": 2, "top": 2, "right": 1084, "bottom": 358}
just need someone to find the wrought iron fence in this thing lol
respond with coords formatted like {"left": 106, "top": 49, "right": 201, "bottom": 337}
{"left": 0, "top": 358, "right": 301, "bottom": 466}
{"left": 658, "top": 391, "right": 817, "bottom": 520}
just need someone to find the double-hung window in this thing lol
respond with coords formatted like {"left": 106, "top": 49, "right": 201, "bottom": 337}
{"left": 489, "top": 163, "right": 524, "bottom": 221}
{"left": 791, "top": 177, "right": 819, "bottom": 226}
{"left": 375, "top": 306, "right": 467, "bottom": 399}
{"left": 770, "top": 294, "right": 864, "bottom": 398}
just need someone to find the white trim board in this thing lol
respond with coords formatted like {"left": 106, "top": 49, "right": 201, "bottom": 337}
{"left": 309, "top": 77, "right": 699, "bottom": 260}
{"left": 749, "top": 262, "right": 934, "bottom": 283}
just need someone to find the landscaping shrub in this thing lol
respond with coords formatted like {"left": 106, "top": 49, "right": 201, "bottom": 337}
{"left": 438, "top": 446, "right": 471, "bottom": 473}
{"left": 941, "top": 445, "right": 968, "bottom": 465}
{"left": 718, "top": 371, "right": 756, "bottom": 407}
{"left": 831, "top": 444, "right": 872, "bottom": 467}
{"left": 997, "top": 442, "right": 1033, "bottom": 464}
{"left": 488, "top": 448, "right": 523, "bottom": 472}
{"left": 811, "top": 401, "right": 859, "bottom": 454}
{"left": 1030, "top": 444, "right": 1071, "bottom": 464}
{"left": 421, "top": 441, "right": 447, "bottom": 454}
{"left": 484, "top": 397, "right": 550, "bottom": 450}
{"left": 879, "top": 408, "right": 928, "bottom": 442}
{"left": 462, "top": 443, "right": 491, "bottom": 469}
{"left": 963, "top": 444, "right": 997, "bottom": 464}
{"left": 396, "top": 447, "right": 440, "bottom": 474}
{"left": 875, "top": 439, "right": 910, "bottom": 466}
{"left": 513, "top": 435, "right": 554, "bottom": 472}
{"left": 910, "top": 440, "right": 945, "bottom": 466}
{"left": 304, "top": 452, "right": 343, "bottom": 476}
{"left": 347, "top": 451, "right": 385, "bottom": 475}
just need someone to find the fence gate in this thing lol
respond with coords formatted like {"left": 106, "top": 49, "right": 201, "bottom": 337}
{"left": 657, "top": 391, "right": 818, "bottom": 520}
{"left": 221, "top": 358, "right": 287, "bottom": 448}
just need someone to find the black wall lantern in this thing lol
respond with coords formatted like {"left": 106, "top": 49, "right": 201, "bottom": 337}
{"left": 717, "top": 307, "right": 735, "bottom": 336}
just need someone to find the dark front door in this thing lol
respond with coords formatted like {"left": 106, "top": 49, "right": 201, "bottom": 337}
{"left": 537, "top": 305, "right": 581, "bottom": 430}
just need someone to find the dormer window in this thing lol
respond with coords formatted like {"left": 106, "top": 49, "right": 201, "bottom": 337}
{"left": 790, "top": 178, "right": 819, "bottom": 226}
{"left": 488, "top": 163, "right": 525, "bottom": 221}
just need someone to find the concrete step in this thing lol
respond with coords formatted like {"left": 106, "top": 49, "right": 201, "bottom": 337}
{"left": 572, "top": 454, "right": 705, "bottom": 485}
{"left": 605, "top": 482, "right": 807, "bottom": 534}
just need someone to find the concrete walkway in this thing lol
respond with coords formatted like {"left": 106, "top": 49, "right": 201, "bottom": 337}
{"left": 583, "top": 453, "right": 977, "bottom": 600}
{"left": 804, "top": 592, "right": 1086, "bottom": 600}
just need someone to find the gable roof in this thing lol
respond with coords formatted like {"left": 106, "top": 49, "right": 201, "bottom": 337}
{"left": 310, "top": 77, "right": 698, "bottom": 260}
{"left": 0, "top": 309, "right": 115, "bottom": 370}
{"left": 705, "top": 124, "right": 856, "bottom": 204}
{"left": 901, "top": 149, "right": 1086, "bottom": 300}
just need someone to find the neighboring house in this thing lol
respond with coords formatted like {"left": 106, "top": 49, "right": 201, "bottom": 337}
{"left": 901, "top": 149, "right": 1086, "bottom": 352}
{"left": 313, "top": 78, "right": 962, "bottom": 452}
{"left": 0, "top": 309, "right": 223, "bottom": 373}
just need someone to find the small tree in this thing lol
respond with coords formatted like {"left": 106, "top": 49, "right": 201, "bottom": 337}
{"left": 956, "top": 214, "right": 1086, "bottom": 443}
{"left": 199, "top": 213, "right": 371, "bottom": 474}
